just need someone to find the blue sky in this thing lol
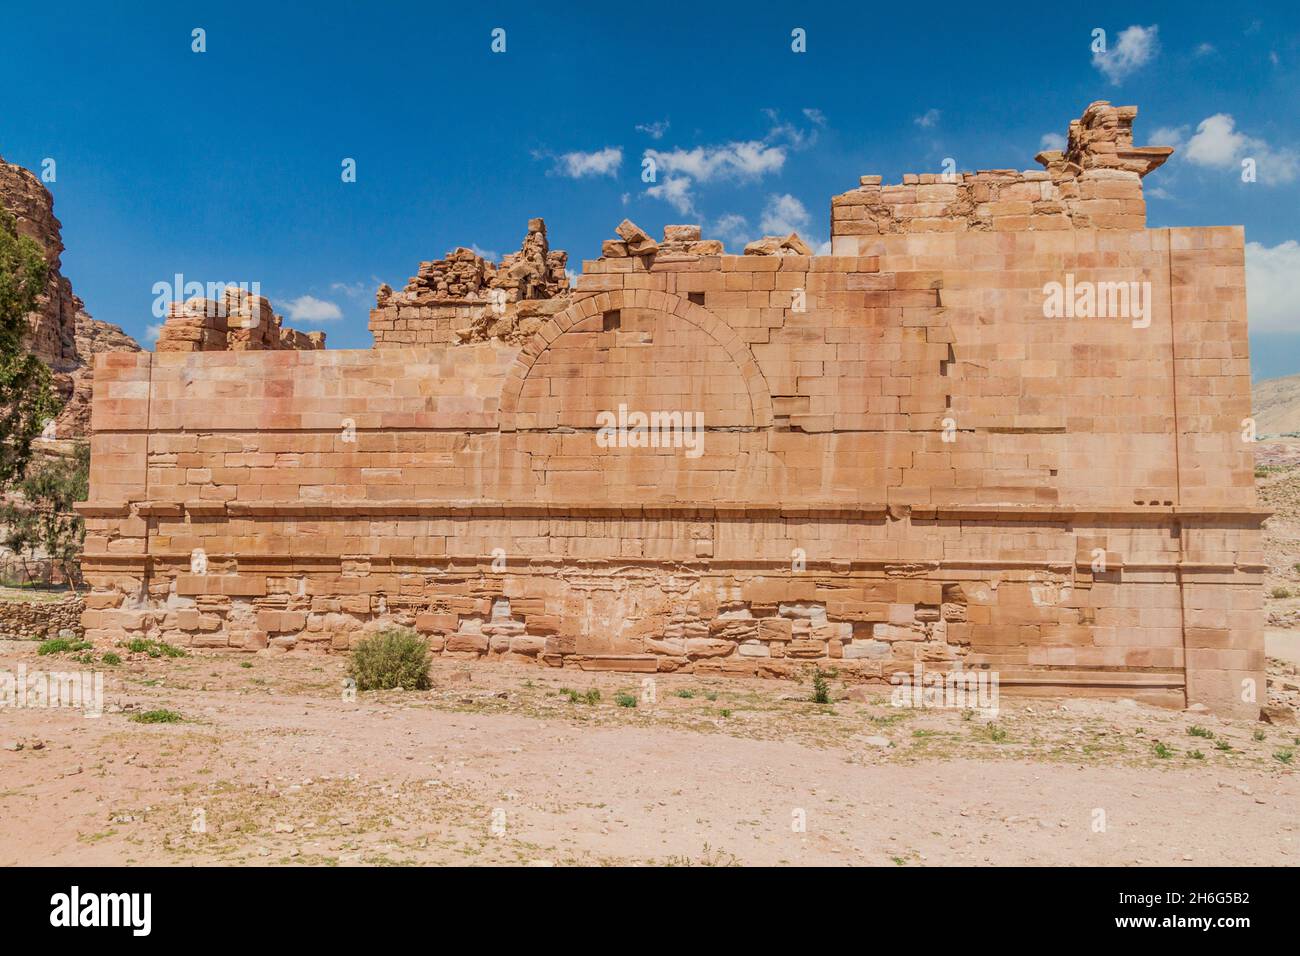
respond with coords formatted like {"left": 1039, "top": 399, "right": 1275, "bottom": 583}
{"left": 1, "top": 1, "right": 1297, "bottom": 373}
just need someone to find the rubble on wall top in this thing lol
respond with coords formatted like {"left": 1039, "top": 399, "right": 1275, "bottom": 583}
{"left": 387, "top": 218, "right": 569, "bottom": 306}
{"left": 1035, "top": 100, "right": 1173, "bottom": 179}
{"left": 831, "top": 101, "right": 1172, "bottom": 237}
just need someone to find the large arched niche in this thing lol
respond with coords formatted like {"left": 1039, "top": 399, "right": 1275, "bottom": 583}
{"left": 496, "top": 289, "right": 773, "bottom": 433}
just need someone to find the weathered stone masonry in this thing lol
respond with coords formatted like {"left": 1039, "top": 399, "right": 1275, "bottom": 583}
{"left": 78, "top": 103, "right": 1266, "bottom": 716}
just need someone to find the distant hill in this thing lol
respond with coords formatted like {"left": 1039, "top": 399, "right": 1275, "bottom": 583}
{"left": 1254, "top": 372, "right": 1300, "bottom": 436}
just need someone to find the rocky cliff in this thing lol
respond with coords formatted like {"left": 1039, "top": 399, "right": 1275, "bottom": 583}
{"left": 0, "top": 155, "right": 142, "bottom": 438}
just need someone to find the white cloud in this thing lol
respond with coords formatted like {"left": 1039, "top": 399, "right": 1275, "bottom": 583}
{"left": 329, "top": 280, "right": 369, "bottom": 300}
{"left": 646, "top": 141, "right": 785, "bottom": 183}
{"left": 1149, "top": 125, "right": 1188, "bottom": 150}
{"left": 468, "top": 244, "right": 499, "bottom": 262}
{"left": 1184, "top": 114, "right": 1298, "bottom": 184}
{"left": 1093, "top": 24, "right": 1159, "bottom": 84}
{"left": 1247, "top": 240, "right": 1300, "bottom": 334}
{"left": 145, "top": 322, "right": 163, "bottom": 344}
{"left": 1194, "top": 42, "right": 1216, "bottom": 57}
{"left": 914, "top": 108, "right": 941, "bottom": 129}
{"left": 1185, "top": 114, "right": 1247, "bottom": 167}
{"left": 1039, "top": 132, "right": 1067, "bottom": 152}
{"left": 711, "top": 213, "right": 750, "bottom": 250}
{"left": 645, "top": 175, "right": 696, "bottom": 215}
{"left": 759, "top": 193, "right": 811, "bottom": 236}
{"left": 764, "top": 109, "right": 823, "bottom": 149}
{"left": 636, "top": 120, "right": 670, "bottom": 140}
{"left": 549, "top": 146, "right": 623, "bottom": 178}
{"left": 641, "top": 112, "right": 820, "bottom": 217}
{"left": 283, "top": 295, "right": 343, "bottom": 322}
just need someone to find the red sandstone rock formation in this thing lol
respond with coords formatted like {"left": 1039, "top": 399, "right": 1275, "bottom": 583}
{"left": 0, "top": 155, "right": 142, "bottom": 438}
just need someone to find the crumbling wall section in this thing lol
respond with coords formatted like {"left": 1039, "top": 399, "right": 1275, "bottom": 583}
{"left": 831, "top": 101, "right": 1171, "bottom": 238}
{"left": 154, "top": 287, "right": 325, "bottom": 352}
{"left": 369, "top": 218, "right": 570, "bottom": 347}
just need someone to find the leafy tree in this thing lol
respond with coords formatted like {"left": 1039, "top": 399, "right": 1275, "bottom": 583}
{"left": 2, "top": 442, "right": 88, "bottom": 587}
{"left": 0, "top": 208, "right": 61, "bottom": 486}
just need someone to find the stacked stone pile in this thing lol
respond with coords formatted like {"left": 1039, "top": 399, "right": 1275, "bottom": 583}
{"left": 155, "top": 287, "right": 325, "bottom": 352}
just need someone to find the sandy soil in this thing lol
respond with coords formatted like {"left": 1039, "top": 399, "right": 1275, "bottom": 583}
{"left": 1, "top": 643, "right": 1296, "bottom": 866}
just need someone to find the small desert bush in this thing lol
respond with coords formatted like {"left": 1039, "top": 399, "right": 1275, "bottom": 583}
{"left": 1187, "top": 725, "right": 1213, "bottom": 739}
{"left": 38, "top": 638, "right": 92, "bottom": 656}
{"left": 347, "top": 629, "right": 431, "bottom": 691}
{"left": 810, "top": 666, "right": 830, "bottom": 705}
{"left": 121, "top": 638, "right": 187, "bottom": 658}
{"left": 131, "top": 709, "right": 182, "bottom": 724}
{"left": 561, "top": 687, "right": 600, "bottom": 705}
{"left": 1271, "top": 587, "right": 1292, "bottom": 599}
{"left": 614, "top": 692, "right": 637, "bottom": 708}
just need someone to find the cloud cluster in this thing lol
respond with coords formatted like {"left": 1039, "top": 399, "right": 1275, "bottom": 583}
{"left": 914, "top": 108, "right": 941, "bottom": 129}
{"left": 635, "top": 120, "right": 670, "bottom": 140}
{"left": 549, "top": 147, "right": 623, "bottom": 179}
{"left": 283, "top": 295, "right": 343, "bottom": 322}
{"left": 1247, "top": 240, "right": 1300, "bottom": 334}
{"left": 1093, "top": 24, "right": 1159, "bottom": 84}
{"left": 1157, "top": 115, "right": 1298, "bottom": 185}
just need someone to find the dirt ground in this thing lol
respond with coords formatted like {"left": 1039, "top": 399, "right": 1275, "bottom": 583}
{"left": 1, "top": 642, "right": 1296, "bottom": 867}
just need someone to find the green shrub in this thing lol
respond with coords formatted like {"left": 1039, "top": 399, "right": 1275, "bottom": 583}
{"left": 1275, "top": 748, "right": 1294, "bottom": 765}
{"left": 810, "top": 666, "right": 830, "bottom": 705}
{"left": 614, "top": 692, "right": 637, "bottom": 708}
{"left": 1187, "top": 749, "right": 1205, "bottom": 760}
{"left": 346, "top": 629, "right": 431, "bottom": 691}
{"left": 1214, "top": 739, "right": 1232, "bottom": 752}
{"left": 674, "top": 689, "right": 696, "bottom": 699}
{"left": 101, "top": 652, "right": 121, "bottom": 666}
{"left": 560, "top": 687, "right": 600, "bottom": 705}
{"left": 1188, "top": 725, "right": 1213, "bottom": 739}
{"left": 1154, "top": 742, "right": 1173, "bottom": 759}
{"left": 37, "top": 638, "right": 91, "bottom": 655}
{"left": 1253, "top": 729, "right": 1266, "bottom": 742}
{"left": 1272, "top": 587, "right": 1292, "bottom": 599}
{"left": 120, "top": 638, "right": 187, "bottom": 659}
{"left": 131, "top": 709, "right": 182, "bottom": 724}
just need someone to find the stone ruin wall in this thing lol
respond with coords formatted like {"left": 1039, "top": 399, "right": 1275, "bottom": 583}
{"left": 78, "top": 103, "right": 1266, "bottom": 716}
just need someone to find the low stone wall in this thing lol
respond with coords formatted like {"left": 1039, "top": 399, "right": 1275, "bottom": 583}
{"left": 0, "top": 594, "right": 84, "bottom": 640}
